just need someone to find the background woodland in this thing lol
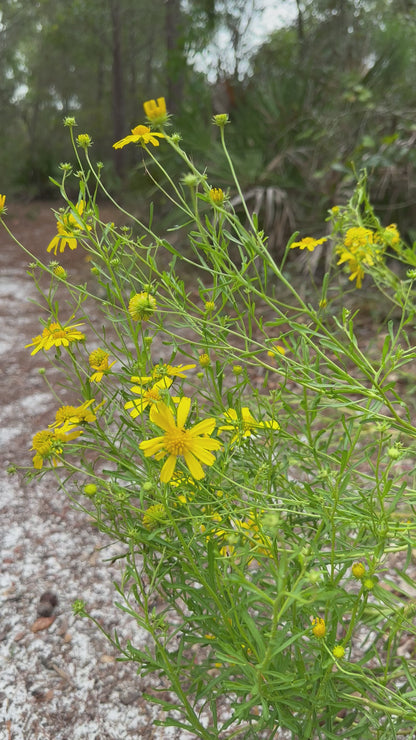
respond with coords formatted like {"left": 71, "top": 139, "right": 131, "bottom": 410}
{"left": 2, "top": 0, "right": 416, "bottom": 249}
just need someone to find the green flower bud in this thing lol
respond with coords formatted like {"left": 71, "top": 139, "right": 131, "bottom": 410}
{"left": 213, "top": 113, "right": 230, "bottom": 127}
{"left": 84, "top": 484, "right": 97, "bottom": 497}
{"left": 72, "top": 599, "right": 86, "bottom": 616}
{"left": 77, "top": 134, "right": 93, "bottom": 148}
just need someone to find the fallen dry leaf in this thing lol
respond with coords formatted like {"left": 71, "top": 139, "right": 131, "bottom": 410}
{"left": 100, "top": 654, "right": 116, "bottom": 663}
{"left": 31, "top": 616, "right": 55, "bottom": 633}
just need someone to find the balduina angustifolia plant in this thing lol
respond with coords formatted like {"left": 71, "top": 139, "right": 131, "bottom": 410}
{"left": 2, "top": 97, "right": 416, "bottom": 739}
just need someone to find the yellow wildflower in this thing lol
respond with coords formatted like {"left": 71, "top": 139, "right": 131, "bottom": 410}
{"left": 219, "top": 407, "right": 279, "bottom": 444}
{"left": 383, "top": 223, "right": 400, "bottom": 247}
{"left": 133, "top": 363, "right": 196, "bottom": 384}
{"left": 53, "top": 264, "right": 67, "bottom": 279}
{"left": 32, "top": 430, "right": 55, "bottom": 458}
{"left": 52, "top": 399, "right": 97, "bottom": 426}
{"left": 209, "top": 188, "right": 224, "bottom": 205}
{"left": 113, "top": 124, "right": 165, "bottom": 149}
{"left": 311, "top": 617, "right": 326, "bottom": 638}
{"left": 143, "top": 97, "right": 168, "bottom": 125}
{"left": 142, "top": 503, "right": 167, "bottom": 531}
{"left": 25, "top": 321, "right": 85, "bottom": 355}
{"left": 267, "top": 343, "right": 286, "bottom": 358}
{"left": 198, "top": 353, "right": 211, "bottom": 368}
{"left": 139, "top": 397, "right": 221, "bottom": 482}
{"left": 128, "top": 292, "right": 157, "bottom": 321}
{"left": 336, "top": 226, "right": 382, "bottom": 288}
{"left": 31, "top": 423, "right": 82, "bottom": 469}
{"left": 344, "top": 226, "right": 374, "bottom": 250}
{"left": 352, "top": 562, "right": 366, "bottom": 579}
{"left": 332, "top": 645, "right": 345, "bottom": 659}
{"left": 47, "top": 200, "right": 90, "bottom": 255}
{"left": 124, "top": 377, "right": 173, "bottom": 418}
{"left": 89, "top": 348, "right": 116, "bottom": 382}
{"left": 290, "top": 236, "right": 327, "bottom": 252}
{"left": 0, "top": 194, "right": 7, "bottom": 215}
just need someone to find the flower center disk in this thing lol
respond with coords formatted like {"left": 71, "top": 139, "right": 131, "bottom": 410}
{"left": 164, "top": 429, "right": 192, "bottom": 456}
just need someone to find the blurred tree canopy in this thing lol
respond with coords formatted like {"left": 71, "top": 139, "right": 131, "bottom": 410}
{"left": 1, "top": 0, "right": 416, "bottom": 246}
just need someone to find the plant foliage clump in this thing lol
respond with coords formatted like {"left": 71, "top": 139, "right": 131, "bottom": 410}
{"left": 3, "top": 96, "right": 416, "bottom": 739}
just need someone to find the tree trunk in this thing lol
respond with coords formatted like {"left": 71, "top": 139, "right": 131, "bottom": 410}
{"left": 165, "top": 0, "right": 185, "bottom": 114}
{"left": 109, "top": 0, "right": 125, "bottom": 177}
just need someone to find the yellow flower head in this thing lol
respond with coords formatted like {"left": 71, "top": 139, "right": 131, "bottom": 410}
{"left": 88, "top": 348, "right": 116, "bottom": 382}
{"left": 198, "top": 353, "right": 211, "bottom": 368}
{"left": 76, "top": 133, "right": 92, "bottom": 149}
{"left": 290, "top": 236, "right": 327, "bottom": 252}
{"left": 133, "top": 362, "right": 196, "bottom": 384}
{"left": 336, "top": 226, "right": 382, "bottom": 288}
{"left": 128, "top": 292, "right": 157, "bottom": 321}
{"left": 84, "top": 484, "right": 97, "bottom": 496}
{"left": 209, "top": 188, "right": 224, "bottom": 205}
{"left": 47, "top": 200, "right": 90, "bottom": 255}
{"left": 143, "top": 97, "right": 168, "bottom": 125}
{"left": 0, "top": 194, "right": 7, "bottom": 215}
{"left": 311, "top": 617, "right": 326, "bottom": 638}
{"left": 142, "top": 503, "right": 167, "bottom": 531}
{"left": 219, "top": 407, "right": 279, "bottom": 445}
{"left": 204, "top": 301, "right": 215, "bottom": 313}
{"left": 352, "top": 562, "right": 366, "bottom": 579}
{"left": 124, "top": 377, "right": 173, "bottom": 418}
{"left": 53, "top": 264, "right": 67, "bottom": 279}
{"left": 344, "top": 226, "right": 374, "bottom": 251}
{"left": 113, "top": 124, "right": 165, "bottom": 149}
{"left": 383, "top": 223, "right": 400, "bottom": 248}
{"left": 139, "top": 396, "right": 221, "bottom": 482}
{"left": 32, "top": 429, "right": 55, "bottom": 457}
{"left": 53, "top": 399, "right": 96, "bottom": 426}
{"left": 332, "top": 645, "right": 345, "bottom": 659}
{"left": 267, "top": 343, "right": 286, "bottom": 359}
{"left": 31, "top": 424, "right": 82, "bottom": 469}
{"left": 25, "top": 321, "right": 85, "bottom": 355}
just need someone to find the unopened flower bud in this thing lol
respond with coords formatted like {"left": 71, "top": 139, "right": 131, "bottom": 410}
{"left": 352, "top": 562, "right": 366, "bottom": 579}
{"left": 77, "top": 134, "right": 93, "bottom": 148}
{"left": 213, "top": 113, "right": 230, "bottom": 127}
{"left": 332, "top": 645, "right": 345, "bottom": 659}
